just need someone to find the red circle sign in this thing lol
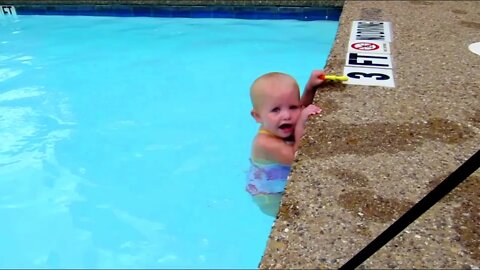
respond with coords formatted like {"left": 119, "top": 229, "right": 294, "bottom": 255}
{"left": 351, "top": 42, "right": 380, "bottom": 51}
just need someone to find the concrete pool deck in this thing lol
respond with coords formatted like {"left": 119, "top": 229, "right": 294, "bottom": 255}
{"left": 260, "top": 0, "right": 480, "bottom": 268}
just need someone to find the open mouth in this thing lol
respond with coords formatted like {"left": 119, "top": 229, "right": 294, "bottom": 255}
{"left": 279, "top": 123, "right": 293, "bottom": 131}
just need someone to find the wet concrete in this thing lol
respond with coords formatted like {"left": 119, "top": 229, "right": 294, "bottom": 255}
{"left": 260, "top": 0, "right": 480, "bottom": 268}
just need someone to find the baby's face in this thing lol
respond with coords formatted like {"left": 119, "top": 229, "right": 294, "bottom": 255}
{"left": 254, "top": 82, "right": 301, "bottom": 138}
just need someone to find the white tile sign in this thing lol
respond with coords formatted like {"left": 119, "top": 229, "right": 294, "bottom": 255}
{"left": 345, "top": 52, "right": 393, "bottom": 69}
{"left": 343, "top": 66, "right": 395, "bottom": 88}
{"left": 1, "top": 5, "right": 16, "bottom": 16}
{"left": 342, "top": 20, "right": 395, "bottom": 87}
{"left": 348, "top": 41, "right": 390, "bottom": 54}
{"left": 350, "top": 21, "right": 392, "bottom": 42}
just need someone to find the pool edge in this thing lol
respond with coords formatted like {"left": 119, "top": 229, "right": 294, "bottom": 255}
{"left": 260, "top": 0, "right": 480, "bottom": 268}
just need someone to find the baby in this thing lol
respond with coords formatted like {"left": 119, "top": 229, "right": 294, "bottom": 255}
{"left": 246, "top": 70, "right": 325, "bottom": 216}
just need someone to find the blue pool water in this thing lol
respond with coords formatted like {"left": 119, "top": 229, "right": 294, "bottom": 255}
{"left": 0, "top": 15, "right": 338, "bottom": 268}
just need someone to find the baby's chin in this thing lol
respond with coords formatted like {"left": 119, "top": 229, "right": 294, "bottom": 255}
{"left": 276, "top": 129, "right": 294, "bottom": 140}
{"left": 284, "top": 134, "right": 295, "bottom": 142}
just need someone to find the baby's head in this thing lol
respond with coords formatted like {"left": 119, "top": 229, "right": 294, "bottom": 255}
{"left": 250, "top": 72, "right": 301, "bottom": 138}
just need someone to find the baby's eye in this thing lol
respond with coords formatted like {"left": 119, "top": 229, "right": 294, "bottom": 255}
{"left": 271, "top": 107, "right": 280, "bottom": 113}
{"left": 289, "top": 105, "right": 299, "bottom": 110}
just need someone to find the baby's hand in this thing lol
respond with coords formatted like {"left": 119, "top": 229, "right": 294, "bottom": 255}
{"left": 301, "top": 104, "right": 322, "bottom": 123}
{"left": 306, "top": 70, "right": 326, "bottom": 89}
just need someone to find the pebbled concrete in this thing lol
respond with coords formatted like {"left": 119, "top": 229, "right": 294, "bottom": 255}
{"left": 260, "top": 0, "right": 479, "bottom": 269}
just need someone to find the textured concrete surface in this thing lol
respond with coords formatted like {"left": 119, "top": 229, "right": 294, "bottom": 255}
{"left": 260, "top": 0, "right": 479, "bottom": 269}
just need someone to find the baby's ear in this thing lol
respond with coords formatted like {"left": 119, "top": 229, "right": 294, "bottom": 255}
{"left": 251, "top": 109, "right": 262, "bottom": 123}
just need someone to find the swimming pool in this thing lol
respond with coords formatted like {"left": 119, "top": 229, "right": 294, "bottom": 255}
{"left": 0, "top": 14, "right": 338, "bottom": 268}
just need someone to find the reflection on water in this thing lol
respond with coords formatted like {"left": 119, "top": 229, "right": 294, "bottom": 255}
{"left": 0, "top": 79, "right": 178, "bottom": 268}
{"left": 0, "top": 69, "right": 182, "bottom": 268}
{"left": 0, "top": 68, "right": 85, "bottom": 265}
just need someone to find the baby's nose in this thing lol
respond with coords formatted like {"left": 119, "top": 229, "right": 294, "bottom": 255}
{"left": 281, "top": 110, "right": 292, "bottom": 120}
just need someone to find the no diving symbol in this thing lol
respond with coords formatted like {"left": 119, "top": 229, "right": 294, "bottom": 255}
{"left": 351, "top": 42, "right": 380, "bottom": 51}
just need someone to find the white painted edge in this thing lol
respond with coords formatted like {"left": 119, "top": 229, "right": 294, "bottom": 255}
{"left": 468, "top": 42, "right": 480, "bottom": 56}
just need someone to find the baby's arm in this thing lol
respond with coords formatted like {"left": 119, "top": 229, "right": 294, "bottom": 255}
{"left": 300, "top": 70, "right": 326, "bottom": 107}
{"left": 254, "top": 136, "right": 297, "bottom": 165}
{"left": 253, "top": 104, "right": 321, "bottom": 165}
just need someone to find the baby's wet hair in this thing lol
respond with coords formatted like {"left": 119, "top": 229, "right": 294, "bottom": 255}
{"left": 250, "top": 72, "right": 299, "bottom": 110}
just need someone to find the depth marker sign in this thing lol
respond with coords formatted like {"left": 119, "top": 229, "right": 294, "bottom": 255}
{"left": 350, "top": 21, "right": 392, "bottom": 42}
{"left": 343, "top": 66, "right": 395, "bottom": 88}
{"left": 346, "top": 52, "right": 393, "bottom": 69}
{"left": 348, "top": 41, "right": 390, "bottom": 54}
{"left": 352, "top": 42, "right": 379, "bottom": 51}
{"left": 1, "top": 5, "right": 16, "bottom": 16}
{"left": 343, "top": 20, "right": 395, "bottom": 88}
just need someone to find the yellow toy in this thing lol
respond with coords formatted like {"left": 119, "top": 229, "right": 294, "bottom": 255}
{"left": 320, "top": 74, "right": 349, "bottom": 82}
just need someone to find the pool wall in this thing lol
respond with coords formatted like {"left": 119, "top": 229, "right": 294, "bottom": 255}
{"left": 2, "top": 0, "right": 343, "bottom": 5}
{"left": 2, "top": 0, "right": 344, "bottom": 20}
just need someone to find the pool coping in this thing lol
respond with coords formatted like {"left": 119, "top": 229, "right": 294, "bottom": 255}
{"left": 260, "top": 0, "right": 480, "bottom": 268}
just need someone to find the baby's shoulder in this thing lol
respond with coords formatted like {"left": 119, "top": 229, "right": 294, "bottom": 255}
{"left": 252, "top": 135, "right": 292, "bottom": 159}
{"left": 253, "top": 134, "right": 282, "bottom": 149}
{"left": 251, "top": 134, "right": 294, "bottom": 165}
